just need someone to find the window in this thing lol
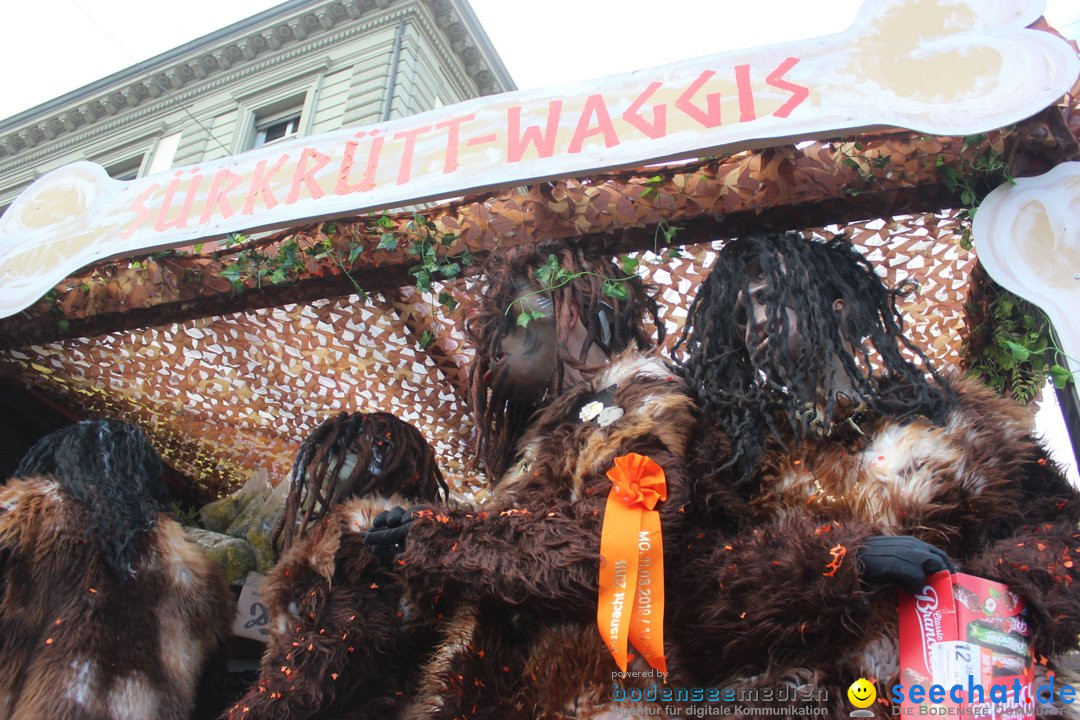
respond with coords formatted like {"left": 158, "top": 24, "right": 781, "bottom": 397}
{"left": 106, "top": 158, "right": 142, "bottom": 181}
{"left": 253, "top": 109, "right": 301, "bottom": 148}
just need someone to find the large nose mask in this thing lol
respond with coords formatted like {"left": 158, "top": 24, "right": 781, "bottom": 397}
{"left": 486, "top": 276, "right": 557, "bottom": 408}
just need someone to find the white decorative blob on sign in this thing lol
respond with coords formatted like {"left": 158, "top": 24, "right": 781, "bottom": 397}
{"left": 0, "top": 0, "right": 1076, "bottom": 318}
{"left": 974, "top": 161, "right": 1080, "bottom": 376}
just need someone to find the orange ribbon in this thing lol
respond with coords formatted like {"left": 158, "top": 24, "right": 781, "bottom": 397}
{"left": 597, "top": 452, "right": 668, "bottom": 676}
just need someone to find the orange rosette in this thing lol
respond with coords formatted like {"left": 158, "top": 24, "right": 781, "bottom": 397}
{"left": 597, "top": 452, "right": 668, "bottom": 677}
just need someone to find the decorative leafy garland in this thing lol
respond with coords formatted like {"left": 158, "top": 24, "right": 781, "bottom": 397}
{"left": 935, "top": 136, "right": 1075, "bottom": 402}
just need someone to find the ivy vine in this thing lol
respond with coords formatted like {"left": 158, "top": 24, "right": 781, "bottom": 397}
{"left": 964, "top": 276, "right": 1074, "bottom": 404}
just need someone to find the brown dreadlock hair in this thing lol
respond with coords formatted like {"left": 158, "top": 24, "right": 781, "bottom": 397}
{"left": 464, "top": 239, "right": 664, "bottom": 480}
{"left": 273, "top": 411, "right": 447, "bottom": 555}
{"left": 675, "top": 232, "right": 953, "bottom": 490}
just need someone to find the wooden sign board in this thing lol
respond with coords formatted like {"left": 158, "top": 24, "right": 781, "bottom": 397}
{"left": 0, "top": 0, "right": 1076, "bottom": 318}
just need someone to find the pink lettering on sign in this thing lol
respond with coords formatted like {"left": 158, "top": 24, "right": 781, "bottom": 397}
{"left": 242, "top": 154, "right": 290, "bottom": 215}
{"left": 675, "top": 70, "right": 723, "bottom": 129}
{"left": 622, "top": 81, "right": 667, "bottom": 140}
{"left": 200, "top": 168, "right": 245, "bottom": 223}
{"left": 287, "top": 148, "right": 331, "bottom": 204}
{"left": 767, "top": 57, "right": 809, "bottom": 118}
{"left": 393, "top": 125, "right": 433, "bottom": 186}
{"left": 436, "top": 114, "right": 475, "bottom": 175}
{"left": 120, "top": 183, "right": 162, "bottom": 239}
{"left": 336, "top": 130, "right": 384, "bottom": 196}
{"left": 507, "top": 101, "right": 562, "bottom": 163}
{"left": 155, "top": 169, "right": 203, "bottom": 232}
{"left": 568, "top": 94, "right": 620, "bottom": 154}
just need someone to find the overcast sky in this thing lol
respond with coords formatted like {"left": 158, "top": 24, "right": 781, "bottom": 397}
{"left": 4, "top": 0, "right": 1079, "bottom": 477}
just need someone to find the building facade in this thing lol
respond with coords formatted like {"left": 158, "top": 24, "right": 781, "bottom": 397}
{"left": 0, "top": 0, "right": 514, "bottom": 213}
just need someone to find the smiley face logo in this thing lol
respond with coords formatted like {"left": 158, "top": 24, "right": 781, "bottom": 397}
{"left": 848, "top": 677, "right": 877, "bottom": 709}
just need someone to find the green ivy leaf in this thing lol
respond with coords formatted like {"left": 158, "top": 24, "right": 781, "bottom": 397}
{"left": 460, "top": 250, "right": 475, "bottom": 267}
{"left": 1003, "top": 340, "right": 1031, "bottom": 362}
{"left": 192, "top": 243, "right": 204, "bottom": 254}
{"left": 419, "top": 330, "right": 436, "bottom": 349}
{"left": 602, "top": 279, "right": 630, "bottom": 301}
{"left": 666, "top": 248, "right": 684, "bottom": 259}
{"left": 438, "top": 262, "right": 461, "bottom": 280}
{"left": 377, "top": 234, "right": 399, "bottom": 251}
{"left": 517, "top": 309, "right": 546, "bottom": 328}
{"left": 535, "top": 254, "right": 562, "bottom": 288}
{"left": 377, "top": 214, "right": 394, "bottom": 229}
{"left": 323, "top": 222, "right": 337, "bottom": 235}
{"left": 439, "top": 291, "right": 458, "bottom": 311}
{"left": 411, "top": 267, "right": 432, "bottom": 292}
{"left": 348, "top": 243, "right": 364, "bottom": 264}
{"left": 221, "top": 264, "right": 244, "bottom": 283}
{"left": 620, "top": 255, "right": 639, "bottom": 275}
{"left": 1051, "top": 365, "right": 1074, "bottom": 389}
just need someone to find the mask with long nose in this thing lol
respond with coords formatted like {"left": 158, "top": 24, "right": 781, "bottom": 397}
{"left": 485, "top": 275, "right": 557, "bottom": 409}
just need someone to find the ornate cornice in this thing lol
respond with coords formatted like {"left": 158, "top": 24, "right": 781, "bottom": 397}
{"left": 0, "top": 0, "right": 513, "bottom": 162}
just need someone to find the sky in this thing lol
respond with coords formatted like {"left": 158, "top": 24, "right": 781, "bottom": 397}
{"left": 3, "top": 0, "right": 1079, "bottom": 477}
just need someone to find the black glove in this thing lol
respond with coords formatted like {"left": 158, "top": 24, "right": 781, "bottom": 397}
{"left": 364, "top": 506, "right": 423, "bottom": 566}
{"left": 857, "top": 535, "right": 957, "bottom": 594}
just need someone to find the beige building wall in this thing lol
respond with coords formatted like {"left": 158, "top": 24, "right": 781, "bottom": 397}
{"left": 0, "top": 0, "right": 514, "bottom": 211}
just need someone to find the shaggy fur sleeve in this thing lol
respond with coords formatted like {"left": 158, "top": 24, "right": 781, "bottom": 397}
{"left": 399, "top": 492, "right": 606, "bottom": 615}
{"left": 400, "top": 445, "right": 692, "bottom": 617}
{"left": 672, "top": 512, "right": 878, "bottom": 675}
{"left": 960, "top": 446, "right": 1080, "bottom": 660}
{"left": 224, "top": 522, "right": 421, "bottom": 720}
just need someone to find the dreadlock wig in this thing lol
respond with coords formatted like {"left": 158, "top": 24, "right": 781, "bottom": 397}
{"left": 227, "top": 413, "right": 447, "bottom": 720}
{"left": 464, "top": 239, "right": 663, "bottom": 479}
{"left": 676, "top": 231, "right": 951, "bottom": 486}
{"left": 274, "top": 411, "right": 447, "bottom": 554}
{"left": 13, "top": 418, "right": 170, "bottom": 577}
{"left": 1, "top": 419, "right": 230, "bottom": 720}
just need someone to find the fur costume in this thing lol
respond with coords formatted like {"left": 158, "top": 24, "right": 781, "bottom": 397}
{"left": 396, "top": 352, "right": 697, "bottom": 719}
{"left": 225, "top": 496, "right": 440, "bottom": 720}
{"left": 223, "top": 412, "right": 448, "bottom": 720}
{"left": 670, "top": 378, "right": 1080, "bottom": 718}
{"left": 0, "top": 475, "right": 230, "bottom": 719}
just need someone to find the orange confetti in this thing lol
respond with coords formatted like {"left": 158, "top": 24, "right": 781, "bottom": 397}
{"left": 45, "top": 638, "right": 54, "bottom": 645}
{"left": 369, "top": 583, "right": 379, "bottom": 589}
{"left": 823, "top": 544, "right": 848, "bottom": 577}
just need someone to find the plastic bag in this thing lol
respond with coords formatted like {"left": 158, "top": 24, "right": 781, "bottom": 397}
{"left": 200, "top": 469, "right": 272, "bottom": 533}
{"left": 246, "top": 478, "right": 291, "bottom": 574}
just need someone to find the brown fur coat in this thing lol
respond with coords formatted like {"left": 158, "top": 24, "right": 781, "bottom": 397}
{"left": 670, "top": 379, "right": 1080, "bottom": 718}
{"left": 397, "top": 352, "right": 698, "bottom": 719}
{"left": 223, "top": 495, "right": 439, "bottom": 720}
{"left": 0, "top": 476, "right": 230, "bottom": 720}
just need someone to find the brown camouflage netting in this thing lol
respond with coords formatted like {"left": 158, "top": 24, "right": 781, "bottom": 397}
{"left": 0, "top": 209, "right": 975, "bottom": 501}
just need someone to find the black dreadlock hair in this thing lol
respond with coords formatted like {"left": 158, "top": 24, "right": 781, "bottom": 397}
{"left": 676, "top": 232, "right": 953, "bottom": 488}
{"left": 13, "top": 419, "right": 170, "bottom": 579}
{"left": 273, "top": 411, "right": 448, "bottom": 554}
{"left": 464, "top": 239, "right": 664, "bottom": 480}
